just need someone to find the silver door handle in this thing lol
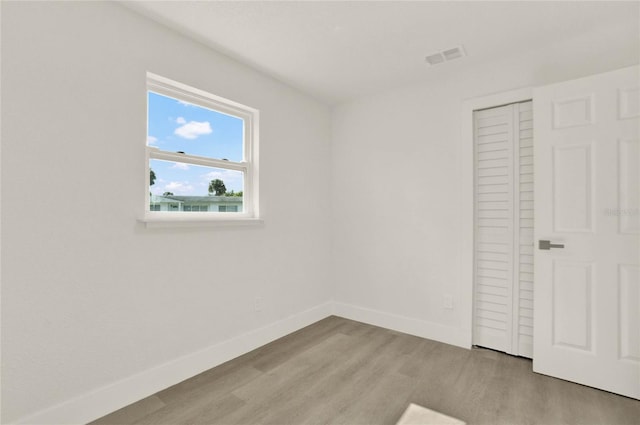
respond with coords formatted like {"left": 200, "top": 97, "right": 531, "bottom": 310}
{"left": 539, "top": 240, "right": 565, "bottom": 250}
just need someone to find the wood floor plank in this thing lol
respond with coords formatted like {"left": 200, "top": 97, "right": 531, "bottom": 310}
{"left": 406, "top": 342, "right": 474, "bottom": 419}
{"left": 247, "top": 316, "right": 352, "bottom": 373}
{"left": 134, "top": 393, "right": 245, "bottom": 425}
{"left": 263, "top": 330, "right": 405, "bottom": 425}
{"left": 224, "top": 330, "right": 397, "bottom": 424}
{"left": 154, "top": 364, "right": 263, "bottom": 409}
{"left": 329, "top": 370, "right": 414, "bottom": 425}
{"left": 442, "top": 347, "right": 500, "bottom": 424}
{"left": 231, "top": 333, "right": 353, "bottom": 403}
{"left": 90, "top": 396, "right": 165, "bottom": 425}
{"left": 91, "top": 316, "right": 640, "bottom": 425}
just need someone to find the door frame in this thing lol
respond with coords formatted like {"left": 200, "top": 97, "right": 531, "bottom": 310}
{"left": 460, "top": 87, "right": 533, "bottom": 349}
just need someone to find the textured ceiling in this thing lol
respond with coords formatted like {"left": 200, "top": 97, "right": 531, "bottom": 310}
{"left": 122, "top": 1, "right": 639, "bottom": 105}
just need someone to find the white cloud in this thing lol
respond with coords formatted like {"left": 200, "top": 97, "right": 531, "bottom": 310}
{"left": 177, "top": 100, "right": 194, "bottom": 107}
{"left": 171, "top": 162, "right": 190, "bottom": 170}
{"left": 176, "top": 117, "right": 186, "bottom": 124}
{"left": 202, "top": 169, "right": 243, "bottom": 191}
{"left": 174, "top": 120, "right": 212, "bottom": 139}
{"left": 147, "top": 136, "right": 158, "bottom": 146}
{"left": 164, "top": 181, "right": 194, "bottom": 194}
{"left": 203, "top": 169, "right": 240, "bottom": 181}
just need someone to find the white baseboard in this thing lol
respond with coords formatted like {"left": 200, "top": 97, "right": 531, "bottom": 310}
{"left": 13, "top": 301, "right": 471, "bottom": 425}
{"left": 13, "top": 302, "right": 335, "bottom": 425}
{"left": 334, "top": 302, "right": 471, "bottom": 349}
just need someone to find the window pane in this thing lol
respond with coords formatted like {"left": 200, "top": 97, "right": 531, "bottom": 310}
{"left": 149, "top": 159, "right": 243, "bottom": 213}
{"left": 147, "top": 91, "right": 244, "bottom": 162}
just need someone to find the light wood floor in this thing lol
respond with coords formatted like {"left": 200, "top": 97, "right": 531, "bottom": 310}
{"left": 92, "top": 316, "right": 640, "bottom": 425}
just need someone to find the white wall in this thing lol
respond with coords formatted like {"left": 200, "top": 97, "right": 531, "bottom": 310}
{"left": 1, "top": 2, "right": 332, "bottom": 422}
{"left": 331, "top": 20, "right": 639, "bottom": 344}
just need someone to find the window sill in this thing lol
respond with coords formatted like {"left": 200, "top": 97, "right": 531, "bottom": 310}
{"left": 139, "top": 215, "right": 264, "bottom": 228}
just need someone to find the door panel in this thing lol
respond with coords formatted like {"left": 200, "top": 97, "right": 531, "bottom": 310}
{"left": 618, "top": 87, "right": 640, "bottom": 119}
{"left": 619, "top": 264, "right": 640, "bottom": 362}
{"left": 534, "top": 65, "right": 640, "bottom": 399}
{"left": 619, "top": 138, "right": 639, "bottom": 234}
{"left": 551, "top": 260, "right": 593, "bottom": 351}
{"left": 552, "top": 143, "right": 593, "bottom": 232}
{"left": 552, "top": 95, "right": 594, "bottom": 129}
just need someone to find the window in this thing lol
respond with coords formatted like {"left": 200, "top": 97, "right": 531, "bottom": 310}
{"left": 218, "top": 205, "right": 239, "bottom": 213}
{"left": 145, "top": 73, "right": 259, "bottom": 222}
{"left": 183, "top": 205, "right": 208, "bottom": 212}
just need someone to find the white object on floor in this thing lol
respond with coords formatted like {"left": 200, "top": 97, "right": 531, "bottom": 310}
{"left": 395, "top": 403, "right": 466, "bottom": 425}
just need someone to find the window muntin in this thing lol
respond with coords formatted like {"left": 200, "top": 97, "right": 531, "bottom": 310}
{"left": 145, "top": 73, "right": 258, "bottom": 220}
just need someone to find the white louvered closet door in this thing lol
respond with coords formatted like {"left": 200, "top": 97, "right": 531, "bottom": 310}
{"left": 473, "top": 101, "right": 533, "bottom": 358}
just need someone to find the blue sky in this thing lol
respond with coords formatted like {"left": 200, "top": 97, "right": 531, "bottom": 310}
{"left": 147, "top": 91, "right": 244, "bottom": 195}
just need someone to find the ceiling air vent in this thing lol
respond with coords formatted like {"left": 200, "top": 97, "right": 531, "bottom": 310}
{"left": 425, "top": 45, "right": 466, "bottom": 66}
{"left": 425, "top": 52, "right": 445, "bottom": 66}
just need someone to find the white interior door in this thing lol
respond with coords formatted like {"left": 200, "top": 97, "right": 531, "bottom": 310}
{"left": 473, "top": 101, "right": 534, "bottom": 358}
{"left": 533, "top": 65, "right": 640, "bottom": 399}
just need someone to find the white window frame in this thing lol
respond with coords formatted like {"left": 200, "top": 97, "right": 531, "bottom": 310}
{"left": 142, "top": 72, "right": 260, "bottom": 226}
